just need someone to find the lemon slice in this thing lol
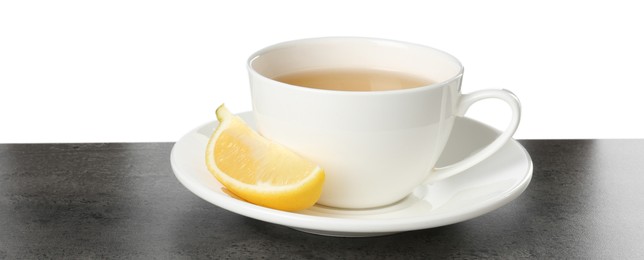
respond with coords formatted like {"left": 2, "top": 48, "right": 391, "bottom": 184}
{"left": 205, "top": 105, "right": 325, "bottom": 211}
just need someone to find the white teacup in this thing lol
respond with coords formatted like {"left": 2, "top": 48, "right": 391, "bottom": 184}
{"left": 247, "top": 37, "right": 520, "bottom": 209}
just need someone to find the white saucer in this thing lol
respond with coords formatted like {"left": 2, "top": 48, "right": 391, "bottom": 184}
{"left": 171, "top": 112, "right": 533, "bottom": 237}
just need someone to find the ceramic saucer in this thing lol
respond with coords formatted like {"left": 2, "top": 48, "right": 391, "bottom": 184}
{"left": 171, "top": 112, "right": 533, "bottom": 237}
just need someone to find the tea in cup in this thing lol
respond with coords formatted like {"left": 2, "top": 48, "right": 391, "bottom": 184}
{"left": 247, "top": 37, "right": 521, "bottom": 209}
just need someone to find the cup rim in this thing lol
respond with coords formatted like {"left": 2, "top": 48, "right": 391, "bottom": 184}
{"left": 247, "top": 36, "right": 464, "bottom": 95}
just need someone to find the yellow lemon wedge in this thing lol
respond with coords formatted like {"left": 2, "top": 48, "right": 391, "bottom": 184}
{"left": 205, "top": 104, "right": 325, "bottom": 211}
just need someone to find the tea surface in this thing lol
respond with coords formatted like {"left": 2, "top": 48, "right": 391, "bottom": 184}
{"left": 273, "top": 68, "right": 433, "bottom": 91}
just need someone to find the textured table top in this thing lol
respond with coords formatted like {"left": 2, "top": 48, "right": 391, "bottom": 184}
{"left": 1, "top": 140, "right": 643, "bottom": 259}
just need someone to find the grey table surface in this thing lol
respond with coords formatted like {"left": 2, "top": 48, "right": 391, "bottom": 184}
{"left": 1, "top": 140, "right": 643, "bottom": 259}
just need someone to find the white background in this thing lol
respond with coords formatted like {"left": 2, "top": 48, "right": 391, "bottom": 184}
{"left": 1, "top": 0, "right": 643, "bottom": 143}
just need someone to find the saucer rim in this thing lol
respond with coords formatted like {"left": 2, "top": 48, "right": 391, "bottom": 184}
{"left": 171, "top": 112, "right": 533, "bottom": 235}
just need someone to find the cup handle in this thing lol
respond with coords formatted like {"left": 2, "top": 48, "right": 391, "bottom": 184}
{"left": 424, "top": 89, "right": 521, "bottom": 184}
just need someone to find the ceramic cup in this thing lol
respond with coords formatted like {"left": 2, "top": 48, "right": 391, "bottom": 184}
{"left": 247, "top": 37, "right": 521, "bottom": 209}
